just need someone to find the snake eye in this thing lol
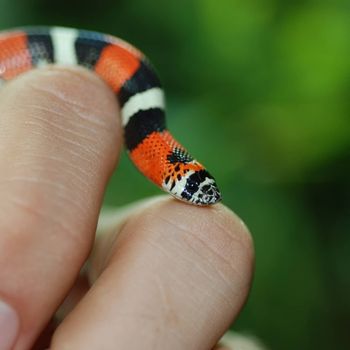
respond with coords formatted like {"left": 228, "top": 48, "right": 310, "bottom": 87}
{"left": 180, "top": 177, "right": 200, "bottom": 201}
{"left": 188, "top": 180, "right": 199, "bottom": 190}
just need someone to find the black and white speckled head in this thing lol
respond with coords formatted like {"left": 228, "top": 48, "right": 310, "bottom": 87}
{"left": 163, "top": 168, "right": 221, "bottom": 205}
{"left": 181, "top": 169, "right": 221, "bottom": 205}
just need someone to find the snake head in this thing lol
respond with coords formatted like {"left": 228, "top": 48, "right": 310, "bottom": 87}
{"left": 181, "top": 169, "right": 221, "bottom": 205}
{"left": 163, "top": 168, "right": 221, "bottom": 206}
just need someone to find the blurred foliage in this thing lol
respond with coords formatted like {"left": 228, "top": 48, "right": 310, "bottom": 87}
{"left": 0, "top": 0, "right": 349, "bottom": 349}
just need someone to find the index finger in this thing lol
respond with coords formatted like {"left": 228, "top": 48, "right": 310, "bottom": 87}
{"left": 51, "top": 197, "right": 254, "bottom": 349}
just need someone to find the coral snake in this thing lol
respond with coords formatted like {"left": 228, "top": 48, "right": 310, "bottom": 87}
{"left": 0, "top": 27, "right": 221, "bottom": 205}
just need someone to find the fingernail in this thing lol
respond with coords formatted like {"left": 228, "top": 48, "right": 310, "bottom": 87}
{"left": 0, "top": 299, "right": 19, "bottom": 350}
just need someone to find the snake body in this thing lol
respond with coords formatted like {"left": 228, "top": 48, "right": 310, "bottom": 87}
{"left": 0, "top": 27, "right": 221, "bottom": 205}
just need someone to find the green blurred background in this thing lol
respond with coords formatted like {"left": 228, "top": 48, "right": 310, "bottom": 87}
{"left": 1, "top": 0, "right": 349, "bottom": 348}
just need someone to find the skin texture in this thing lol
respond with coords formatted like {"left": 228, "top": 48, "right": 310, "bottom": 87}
{"left": 0, "top": 67, "right": 255, "bottom": 350}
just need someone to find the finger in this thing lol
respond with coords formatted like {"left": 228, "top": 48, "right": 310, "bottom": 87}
{"left": 51, "top": 197, "right": 254, "bottom": 350}
{"left": 0, "top": 66, "right": 121, "bottom": 350}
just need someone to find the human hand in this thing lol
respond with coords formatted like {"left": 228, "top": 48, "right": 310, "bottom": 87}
{"left": 0, "top": 67, "right": 254, "bottom": 350}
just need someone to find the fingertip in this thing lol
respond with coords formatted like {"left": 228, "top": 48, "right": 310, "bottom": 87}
{"left": 135, "top": 198, "right": 254, "bottom": 271}
{"left": 142, "top": 198, "right": 255, "bottom": 291}
{"left": 97, "top": 197, "right": 255, "bottom": 297}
